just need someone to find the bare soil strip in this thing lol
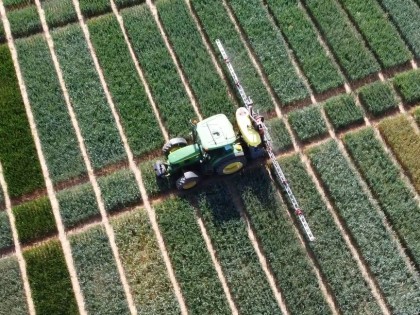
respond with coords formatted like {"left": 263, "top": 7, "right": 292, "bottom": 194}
{"left": 0, "top": 2, "right": 88, "bottom": 313}
{"left": 147, "top": 0, "right": 203, "bottom": 121}
{"left": 73, "top": 1, "right": 188, "bottom": 313}
{"left": 109, "top": 0, "right": 169, "bottom": 142}
{"left": 0, "top": 162, "right": 36, "bottom": 315}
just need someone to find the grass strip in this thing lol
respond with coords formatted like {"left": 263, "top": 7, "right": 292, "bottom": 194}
{"left": 196, "top": 184, "right": 281, "bottom": 314}
{"left": 157, "top": 0, "right": 235, "bottom": 119}
{"left": 112, "top": 208, "right": 180, "bottom": 314}
{"left": 288, "top": 104, "right": 328, "bottom": 142}
{"left": 70, "top": 225, "right": 130, "bottom": 314}
{"left": 378, "top": 115, "right": 420, "bottom": 193}
{"left": 13, "top": 196, "right": 56, "bottom": 244}
{"left": 88, "top": 14, "right": 164, "bottom": 156}
{"left": 97, "top": 168, "right": 141, "bottom": 213}
{"left": 339, "top": 0, "right": 411, "bottom": 68}
{"left": 279, "top": 154, "right": 381, "bottom": 314}
{"left": 266, "top": 0, "right": 343, "bottom": 93}
{"left": 393, "top": 69, "right": 420, "bottom": 105}
{"left": 155, "top": 197, "right": 231, "bottom": 314}
{"left": 0, "top": 256, "right": 30, "bottom": 315}
{"left": 56, "top": 182, "right": 99, "bottom": 228}
{"left": 308, "top": 140, "right": 420, "bottom": 313}
{"left": 344, "top": 127, "right": 420, "bottom": 267}
{"left": 191, "top": 0, "right": 274, "bottom": 113}
{"left": 378, "top": 0, "right": 420, "bottom": 58}
{"left": 229, "top": 0, "right": 309, "bottom": 105}
{"left": 0, "top": 44, "right": 44, "bottom": 198}
{"left": 15, "top": 35, "right": 86, "bottom": 183}
{"left": 357, "top": 81, "right": 398, "bottom": 117}
{"left": 7, "top": 5, "right": 42, "bottom": 38}
{"left": 303, "top": 0, "right": 379, "bottom": 80}
{"left": 233, "top": 168, "right": 331, "bottom": 314}
{"left": 52, "top": 24, "right": 127, "bottom": 169}
{"left": 324, "top": 94, "right": 364, "bottom": 130}
{"left": 122, "top": 4, "right": 195, "bottom": 137}
{"left": 42, "top": 0, "right": 77, "bottom": 29}
{"left": 24, "top": 239, "right": 78, "bottom": 315}
{"left": 0, "top": 211, "right": 13, "bottom": 251}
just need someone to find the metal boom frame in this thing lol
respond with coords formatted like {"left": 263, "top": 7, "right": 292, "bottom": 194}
{"left": 216, "top": 39, "right": 315, "bottom": 241}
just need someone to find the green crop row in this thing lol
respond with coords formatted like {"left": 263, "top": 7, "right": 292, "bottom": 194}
{"left": 228, "top": 0, "right": 309, "bottom": 105}
{"left": 157, "top": 0, "right": 235, "bottom": 119}
{"left": 42, "top": 0, "right": 77, "bottom": 28}
{"left": 88, "top": 14, "right": 164, "bottom": 156}
{"left": 191, "top": 0, "right": 274, "bottom": 113}
{"left": 121, "top": 4, "right": 195, "bottom": 137}
{"left": 234, "top": 169, "right": 330, "bottom": 314}
{"left": 155, "top": 197, "right": 231, "bottom": 314}
{"left": 0, "top": 211, "right": 13, "bottom": 251}
{"left": 339, "top": 0, "right": 411, "bottom": 68}
{"left": 57, "top": 182, "right": 99, "bottom": 229}
{"left": 12, "top": 196, "right": 56, "bottom": 244}
{"left": 139, "top": 158, "right": 172, "bottom": 197}
{"left": 324, "top": 94, "right": 364, "bottom": 130}
{"left": 112, "top": 208, "right": 180, "bottom": 314}
{"left": 52, "top": 24, "right": 127, "bottom": 170}
{"left": 196, "top": 184, "right": 281, "bottom": 314}
{"left": 357, "top": 81, "right": 398, "bottom": 117}
{"left": 0, "top": 44, "right": 44, "bottom": 198}
{"left": 0, "top": 257, "right": 29, "bottom": 315}
{"left": 15, "top": 35, "right": 87, "bottom": 184}
{"left": 70, "top": 225, "right": 130, "bottom": 314}
{"left": 7, "top": 5, "right": 42, "bottom": 38}
{"left": 79, "top": 0, "right": 111, "bottom": 18}
{"left": 265, "top": 118, "right": 293, "bottom": 153}
{"left": 24, "top": 239, "right": 78, "bottom": 315}
{"left": 307, "top": 140, "right": 420, "bottom": 313}
{"left": 378, "top": 0, "right": 420, "bottom": 58}
{"left": 393, "top": 69, "right": 420, "bottom": 105}
{"left": 303, "top": 0, "right": 379, "bottom": 80}
{"left": 279, "top": 155, "right": 381, "bottom": 314}
{"left": 266, "top": 0, "right": 343, "bottom": 93}
{"left": 288, "top": 104, "right": 328, "bottom": 142}
{"left": 378, "top": 115, "right": 420, "bottom": 193}
{"left": 344, "top": 128, "right": 420, "bottom": 267}
{"left": 4, "top": 0, "right": 32, "bottom": 7}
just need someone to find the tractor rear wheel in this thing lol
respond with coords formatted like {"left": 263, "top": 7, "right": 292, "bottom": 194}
{"left": 176, "top": 171, "right": 200, "bottom": 190}
{"left": 162, "top": 137, "right": 188, "bottom": 157}
{"left": 216, "top": 156, "right": 247, "bottom": 175}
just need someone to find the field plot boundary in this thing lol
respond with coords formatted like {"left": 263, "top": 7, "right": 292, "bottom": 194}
{"left": 0, "top": 1, "right": 87, "bottom": 313}
{"left": 0, "top": 161, "right": 35, "bottom": 315}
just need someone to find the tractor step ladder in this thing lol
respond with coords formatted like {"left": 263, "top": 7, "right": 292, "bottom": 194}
{"left": 216, "top": 39, "right": 315, "bottom": 242}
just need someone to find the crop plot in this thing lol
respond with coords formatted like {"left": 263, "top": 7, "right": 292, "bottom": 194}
{"left": 155, "top": 197, "right": 231, "bottom": 314}
{"left": 41, "top": 0, "right": 77, "bottom": 29}
{"left": 288, "top": 104, "right": 328, "bottom": 142}
{"left": 191, "top": 0, "right": 274, "bottom": 113}
{"left": 112, "top": 208, "right": 180, "bottom": 314}
{"left": 0, "top": 211, "right": 13, "bottom": 252}
{"left": 234, "top": 169, "right": 330, "bottom": 315}
{"left": 228, "top": 0, "right": 309, "bottom": 105}
{"left": 266, "top": 118, "right": 293, "bottom": 153}
{"left": 344, "top": 128, "right": 420, "bottom": 267}
{"left": 121, "top": 4, "right": 195, "bottom": 137}
{"left": 87, "top": 13, "right": 164, "bottom": 156}
{"left": 24, "top": 239, "right": 78, "bottom": 315}
{"left": 266, "top": 0, "right": 344, "bottom": 93}
{"left": 393, "top": 69, "right": 420, "bottom": 105}
{"left": 6, "top": 5, "right": 42, "bottom": 38}
{"left": 324, "top": 94, "right": 364, "bottom": 130}
{"left": 279, "top": 155, "right": 381, "bottom": 314}
{"left": 308, "top": 140, "right": 420, "bottom": 313}
{"left": 357, "top": 81, "right": 398, "bottom": 117}
{"left": 0, "top": 44, "right": 44, "bottom": 198}
{"left": 157, "top": 0, "right": 235, "bottom": 118}
{"left": 0, "top": 256, "right": 29, "bottom": 315}
{"left": 414, "top": 106, "right": 420, "bottom": 126}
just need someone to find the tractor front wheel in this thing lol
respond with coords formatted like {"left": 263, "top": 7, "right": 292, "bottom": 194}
{"left": 162, "top": 137, "right": 188, "bottom": 157}
{"left": 216, "top": 156, "right": 247, "bottom": 175}
{"left": 176, "top": 171, "right": 200, "bottom": 190}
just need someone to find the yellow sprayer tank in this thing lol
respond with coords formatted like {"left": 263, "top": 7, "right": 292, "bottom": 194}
{"left": 236, "top": 107, "right": 261, "bottom": 147}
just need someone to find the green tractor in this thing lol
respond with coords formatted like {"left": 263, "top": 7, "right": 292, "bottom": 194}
{"left": 153, "top": 112, "right": 264, "bottom": 190}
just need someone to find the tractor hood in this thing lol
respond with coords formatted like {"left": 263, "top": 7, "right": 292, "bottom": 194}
{"left": 196, "top": 114, "right": 236, "bottom": 150}
{"left": 168, "top": 144, "right": 201, "bottom": 165}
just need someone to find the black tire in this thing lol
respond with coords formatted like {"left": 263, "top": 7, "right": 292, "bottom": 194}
{"left": 215, "top": 156, "right": 247, "bottom": 175}
{"left": 153, "top": 160, "right": 167, "bottom": 178}
{"left": 176, "top": 171, "right": 200, "bottom": 190}
{"left": 162, "top": 137, "right": 188, "bottom": 157}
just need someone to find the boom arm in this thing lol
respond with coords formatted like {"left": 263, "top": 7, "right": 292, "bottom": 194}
{"left": 216, "top": 39, "right": 315, "bottom": 241}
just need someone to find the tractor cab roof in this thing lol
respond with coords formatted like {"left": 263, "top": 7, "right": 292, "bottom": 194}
{"left": 196, "top": 114, "right": 236, "bottom": 151}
